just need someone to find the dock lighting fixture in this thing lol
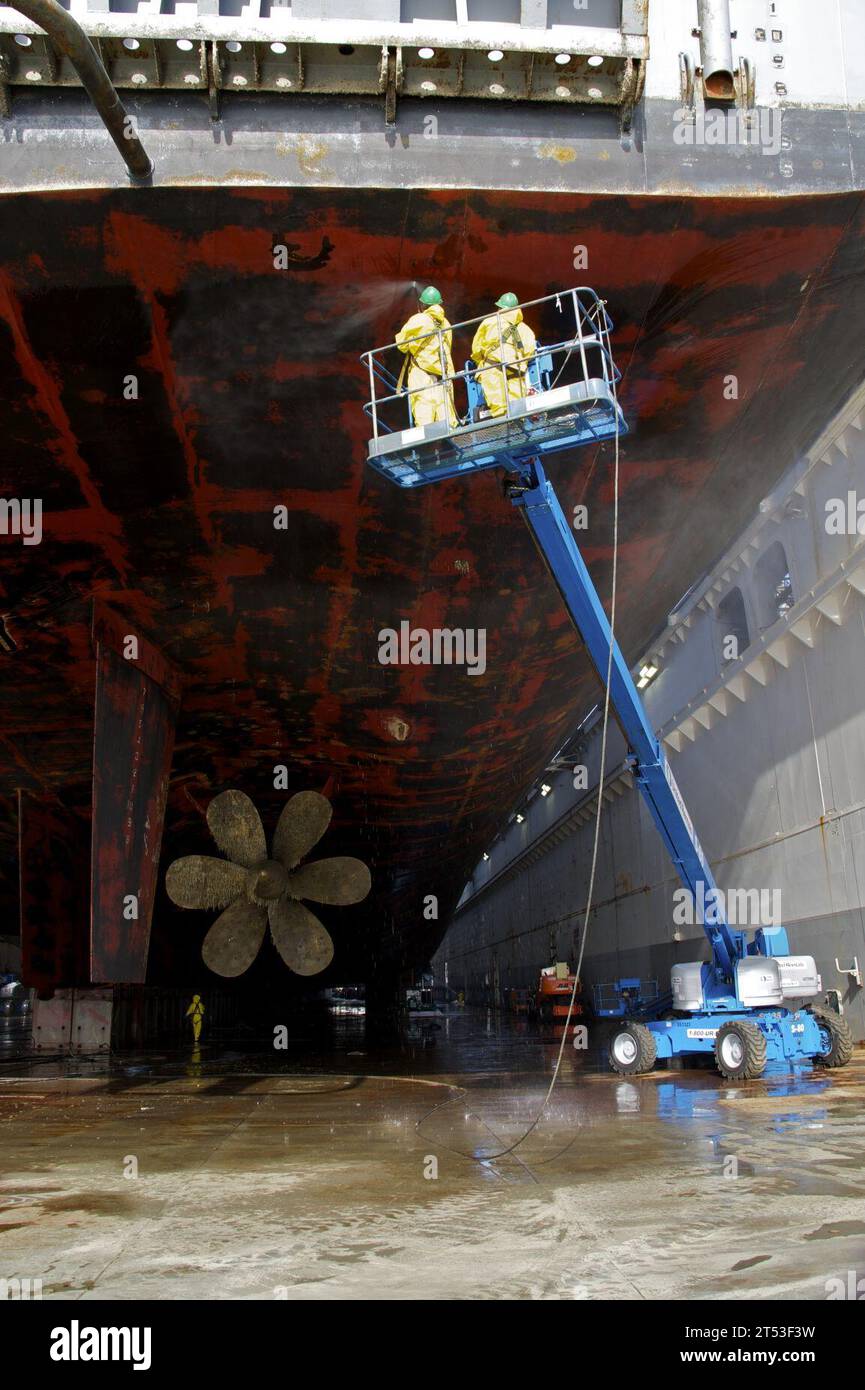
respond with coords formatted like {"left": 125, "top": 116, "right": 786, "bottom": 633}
{"left": 418, "top": 47, "right": 435, "bottom": 60}
{"left": 270, "top": 42, "right": 287, "bottom": 54}
{"left": 226, "top": 41, "right": 242, "bottom": 53}
{"left": 636, "top": 661, "right": 660, "bottom": 690}
{"left": 482, "top": 852, "right": 490, "bottom": 861}
{"left": 487, "top": 49, "right": 504, "bottom": 62}
{"left": 177, "top": 39, "right": 194, "bottom": 51}
{"left": 555, "top": 53, "right": 572, "bottom": 65}
{"left": 540, "top": 783, "right": 552, "bottom": 797}
{"left": 14, "top": 34, "right": 32, "bottom": 46}
{"left": 516, "top": 813, "right": 524, "bottom": 824}
{"left": 123, "top": 38, "right": 140, "bottom": 51}
{"left": 588, "top": 55, "right": 604, "bottom": 67}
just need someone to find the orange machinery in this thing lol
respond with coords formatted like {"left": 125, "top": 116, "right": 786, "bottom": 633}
{"left": 535, "top": 964, "right": 590, "bottom": 1024}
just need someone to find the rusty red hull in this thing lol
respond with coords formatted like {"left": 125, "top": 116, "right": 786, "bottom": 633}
{"left": 1, "top": 185, "right": 864, "bottom": 989}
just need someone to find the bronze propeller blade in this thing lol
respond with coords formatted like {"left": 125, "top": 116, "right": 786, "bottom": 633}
{"left": 286, "top": 856, "right": 371, "bottom": 905}
{"left": 202, "top": 899, "right": 268, "bottom": 977}
{"left": 166, "top": 784, "right": 371, "bottom": 980}
{"left": 206, "top": 790, "right": 267, "bottom": 868}
{"left": 268, "top": 897, "right": 334, "bottom": 976}
{"left": 272, "top": 790, "right": 332, "bottom": 870}
{"left": 165, "top": 856, "right": 247, "bottom": 911}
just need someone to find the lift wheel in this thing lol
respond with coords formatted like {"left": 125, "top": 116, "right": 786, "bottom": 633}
{"left": 714, "top": 1019, "right": 767, "bottom": 1080}
{"left": 609, "top": 1021, "right": 657, "bottom": 1075}
{"left": 810, "top": 1005, "right": 854, "bottom": 1068}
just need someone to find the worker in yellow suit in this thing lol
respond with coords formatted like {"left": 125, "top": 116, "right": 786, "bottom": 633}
{"left": 471, "top": 292, "right": 537, "bottom": 418}
{"left": 186, "top": 993, "right": 205, "bottom": 1044}
{"left": 395, "top": 285, "right": 459, "bottom": 428}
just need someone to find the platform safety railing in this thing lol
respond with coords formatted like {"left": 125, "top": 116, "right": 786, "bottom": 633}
{"left": 593, "top": 979, "right": 662, "bottom": 1017}
{"left": 361, "top": 287, "right": 621, "bottom": 443}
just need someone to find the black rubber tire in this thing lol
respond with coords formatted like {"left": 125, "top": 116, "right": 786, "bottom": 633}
{"left": 608, "top": 1022, "right": 657, "bottom": 1075}
{"left": 810, "top": 1005, "right": 854, "bottom": 1068}
{"left": 714, "top": 1020, "right": 767, "bottom": 1080}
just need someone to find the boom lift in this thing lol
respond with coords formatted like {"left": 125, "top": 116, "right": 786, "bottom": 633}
{"left": 361, "top": 289, "right": 854, "bottom": 1080}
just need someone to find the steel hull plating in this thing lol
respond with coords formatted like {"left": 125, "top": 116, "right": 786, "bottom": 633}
{"left": 3, "top": 184, "right": 865, "bottom": 990}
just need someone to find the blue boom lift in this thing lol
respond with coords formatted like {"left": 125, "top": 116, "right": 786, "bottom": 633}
{"left": 361, "top": 288, "right": 854, "bottom": 1080}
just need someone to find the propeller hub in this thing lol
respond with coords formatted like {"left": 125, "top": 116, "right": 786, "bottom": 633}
{"left": 249, "top": 859, "right": 288, "bottom": 902}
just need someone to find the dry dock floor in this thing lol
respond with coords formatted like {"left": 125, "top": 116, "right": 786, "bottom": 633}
{"left": 1, "top": 1010, "right": 863, "bottom": 1300}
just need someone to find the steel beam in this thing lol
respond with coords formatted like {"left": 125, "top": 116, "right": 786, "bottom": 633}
{"left": 90, "top": 602, "right": 182, "bottom": 984}
{"left": 621, "top": 0, "right": 650, "bottom": 38}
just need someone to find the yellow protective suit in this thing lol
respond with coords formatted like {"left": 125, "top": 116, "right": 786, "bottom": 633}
{"left": 395, "top": 302, "right": 459, "bottom": 428}
{"left": 471, "top": 307, "right": 537, "bottom": 417}
{"left": 186, "top": 993, "right": 205, "bottom": 1044}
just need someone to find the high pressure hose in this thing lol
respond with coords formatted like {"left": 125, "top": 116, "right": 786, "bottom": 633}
{"left": 7, "top": 0, "right": 153, "bottom": 181}
{"left": 471, "top": 366, "right": 622, "bottom": 1161}
{"left": 416, "top": 355, "right": 623, "bottom": 1167}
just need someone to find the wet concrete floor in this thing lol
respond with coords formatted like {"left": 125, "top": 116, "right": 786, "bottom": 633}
{"left": 1, "top": 1009, "right": 863, "bottom": 1300}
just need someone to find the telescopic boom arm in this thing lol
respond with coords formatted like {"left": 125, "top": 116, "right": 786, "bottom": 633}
{"left": 507, "top": 456, "right": 740, "bottom": 984}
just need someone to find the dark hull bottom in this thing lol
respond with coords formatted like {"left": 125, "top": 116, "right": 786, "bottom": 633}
{"left": 2, "top": 185, "right": 865, "bottom": 990}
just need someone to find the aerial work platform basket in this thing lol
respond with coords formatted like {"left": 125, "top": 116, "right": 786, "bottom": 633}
{"left": 360, "top": 287, "right": 627, "bottom": 488}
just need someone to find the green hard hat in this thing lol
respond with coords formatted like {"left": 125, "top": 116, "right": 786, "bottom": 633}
{"left": 419, "top": 285, "right": 442, "bottom": 307}
{"left": 496, "top": 291, "right": 519, "bottom": 309}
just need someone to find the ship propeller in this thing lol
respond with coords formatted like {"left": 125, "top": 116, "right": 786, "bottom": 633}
{"left": 165, "top": 789, "right": 371, "bottom": 978}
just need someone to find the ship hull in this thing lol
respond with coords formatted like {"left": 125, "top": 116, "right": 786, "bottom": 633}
{"left": 2, "top": 184, "right": 865, "bottom": 990}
